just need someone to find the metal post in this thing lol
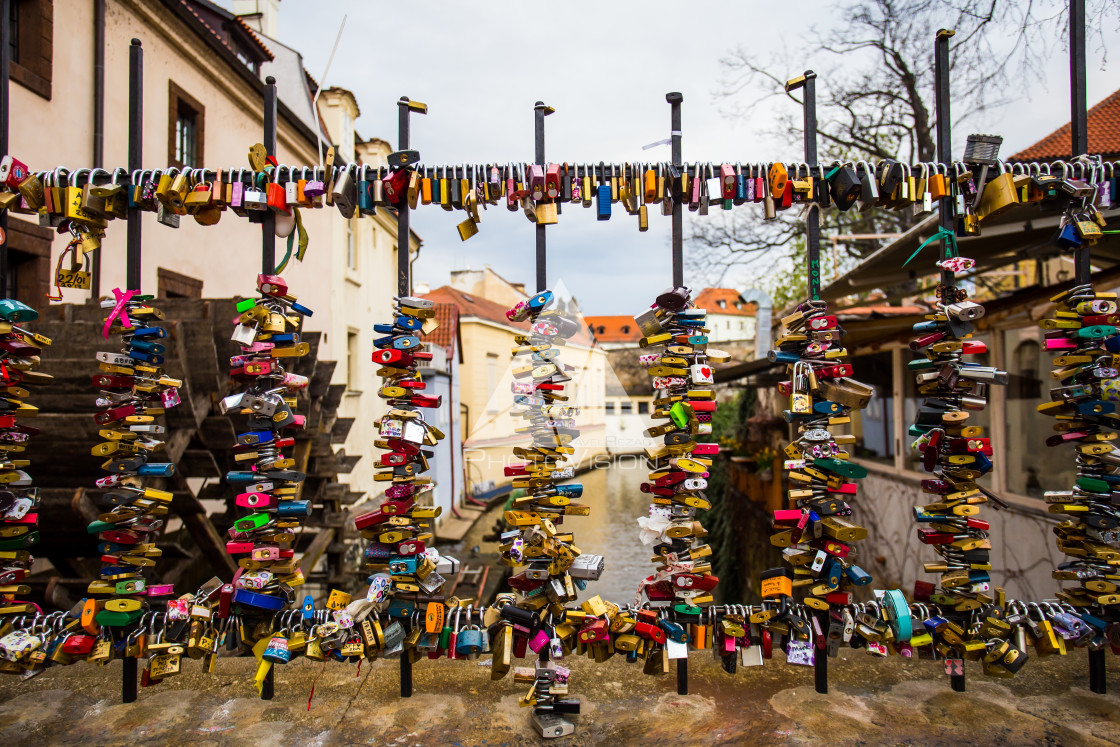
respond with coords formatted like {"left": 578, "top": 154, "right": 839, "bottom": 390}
{"left": 786, "top": 72, "right": 820, "bottom": 299}
{"left": 125, "top": 39, "right": 142, "bottom": 291}
{"left": 667, "top": 92, "right": 683, "bottom": 288}
{"left": 0, "top": 0, "right": 8, "bottom": 300}
{"left": 262, "top": 76, "right": 277, "bottom": 275}
{"left": 400, "top": 651, "right": 413, "bottom": 698}
{"left": 1090, "top": 647, "right": 1107, "bottom": 694}
{"left": 814, "top": 611, "right": 828, "bottom": 694}
{"left": 534, "top": 101, "right": 552, "bottom": 293}
{"left": 934, "top": 30, "right": 956, "bottom": 290}
{"left": 91, "top": 0, "right": 105, "bottom": 299}
{"left": 1071, "top": 0, "right": 1091, "bottom": 284}
{"left": 804, "top": 74, "right": 821, "bottom": 300}
{"left": 666, "top": 90, "right": 687, "bottom": 694}
{"left": 397, "top": 97, "right": 412, "bottom": 297}
{"left": 122, "top": 651, "right": 137, "bottom": 703}
{"left": 261, "top": 665, "right": 274, "bottom": 700}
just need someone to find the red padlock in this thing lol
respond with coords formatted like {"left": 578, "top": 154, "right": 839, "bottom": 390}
{"left": 544, "top": 164, "right": 561, "bottom": 199}
{"left": 719, "top": 164, "right": 735, "bottom": 199}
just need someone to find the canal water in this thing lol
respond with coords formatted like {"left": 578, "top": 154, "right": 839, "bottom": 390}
{"left": 454, "top": 455, "right": 654, "bottom": 605}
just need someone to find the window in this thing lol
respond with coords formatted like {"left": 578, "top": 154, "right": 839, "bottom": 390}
{"left": 621, "top": 325, "right": 630, "bottom": 334}
{"left": 347, "top": 330, "right": 360, "bottom": 391}
{"left": 597, "top": 325, "right": 605, "bottom": 334}
{"left": 735, "top": 302, "right": 742, "bottom": 310}
{"left": 5, "top": 219, "right": 51, "bottom": 314}
{"left": 9, "top": 0, "right": 51, "bottom": 100}
{"left": 346, "top": 219, "right": 356, "bottom": 270}
{"left": 605, "top": 401, "right": 615, "bottom": 415}
{"left": 637, "top": 401, "right": 649, "bottom": 414}
{"left": 157, "top": 268, "right": 203, "bottom": 299}
{"left": 1004, "top": 327, "right": 1072, "bottom": 497}
{"left": 168, "top": 82, "right": 205, "bottom": 169}
{"left": 848, "top": 352, "right": 894, "bottom": 464}
{"left": 717, "top": 299, "right": 726, "bottom": 308}
{"left": 619, "top": 401, "right": 633, "bottom": 413}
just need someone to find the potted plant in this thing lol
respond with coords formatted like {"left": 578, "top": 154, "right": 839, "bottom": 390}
{"left": 755, "top": 447, "right": 775, "bottom": 482}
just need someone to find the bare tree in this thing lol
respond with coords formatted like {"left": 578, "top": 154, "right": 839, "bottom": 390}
{"left": 689, "top": 0, "right": 1119, "bottom": 292}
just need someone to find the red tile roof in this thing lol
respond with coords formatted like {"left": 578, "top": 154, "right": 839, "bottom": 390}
{"left": 423, "top": 286, "right": 595, "bottom": 346}
{"left": 420, "top": 302, "right": 460, "bottom": 360}
{"left": 585, "top": 315, "right": 643, "bottom": 344}
{"left": 179, "top": 1, "right": 275, "bottom": 62}
{"left": 1011, "top": 87, "right": 1120, "bottom": 161}
{"left": 422, "top": 286, "right": 529, "bottom": 332}
{"left": 694, "top": 288, "right": 758, "bottom": 317}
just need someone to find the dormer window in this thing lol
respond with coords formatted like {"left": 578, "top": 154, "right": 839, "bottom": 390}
{"left": 735, "top": 301, "right": 742, "bottom": 309}
{"left": 621, "top": 325, "right": 630, "bottom": 334}
{"left": 597, "top": 325, "right": 605, "bottom": 334}
{"left": 717, "top": 299, "right": 726, "bottom": 309}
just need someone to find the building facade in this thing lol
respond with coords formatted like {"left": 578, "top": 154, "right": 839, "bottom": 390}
{"left": 425, "top": 271, "right": 609, "bottom": 501}
{"left": 5, "top": 0, "right": 418, "bottom": 503}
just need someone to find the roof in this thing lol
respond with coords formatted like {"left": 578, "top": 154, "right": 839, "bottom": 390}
{"left": 420, "top": 302, "right": 463, "bottom": 363}
{"left": 423, "top": 286, "right": 596, "bottom": 347}
{"left": 422, "top": 286, "right": 529, "bottom": 333}
{"left": 694, "top": 288, "right": 757, "bottom": 316}
{"left": 585, "top": 315, "right": 642, "bottom": 344}
{"left": 1011, "top": 87, "right": 1120, "bottom": 160}
{"left": 184, "top": 0, "right": 274, "bottom": 62}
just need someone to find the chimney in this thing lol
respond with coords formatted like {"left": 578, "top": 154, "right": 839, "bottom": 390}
{"left": 232, "top": 0, "right": 280, "bottom": 40}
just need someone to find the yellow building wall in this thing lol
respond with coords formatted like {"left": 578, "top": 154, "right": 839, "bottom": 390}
{"left": 459, "top": 318, "right": 609, "bottom": 497}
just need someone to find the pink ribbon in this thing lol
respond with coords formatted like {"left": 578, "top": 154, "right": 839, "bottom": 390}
{"left": 102, "top": 288, "right": 137, "bottom": 339}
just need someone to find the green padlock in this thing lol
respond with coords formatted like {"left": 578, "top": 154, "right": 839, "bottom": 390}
{"left": 814, "top": 457, "right": 868, "bottom": 479}
{"left": 669, "top": 401, "right": 692, "bottom": 429}
{"left": 234, "top": 512, "right": 271, "bottom": 532}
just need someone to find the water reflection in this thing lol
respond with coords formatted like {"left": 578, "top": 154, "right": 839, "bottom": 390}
{"left": 563, "top": 458, "right": 650, "bottom": 604}
{"left": 452, "top": 457, "right": 653, "bottom": 605}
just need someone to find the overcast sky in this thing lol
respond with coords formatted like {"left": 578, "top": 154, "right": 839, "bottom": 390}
{"left": 256, "top": 1, "right": 1120, "bottom": 315}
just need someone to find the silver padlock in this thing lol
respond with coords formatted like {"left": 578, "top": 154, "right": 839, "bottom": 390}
{"left": 332, "top": 164, "right": 357, "bottom": 218}
{"left": 945, "top": 300, "right": 986, "bottom": 321}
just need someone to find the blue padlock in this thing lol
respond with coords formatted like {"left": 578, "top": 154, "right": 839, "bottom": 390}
{"left": 596, "top": 183, "right": 611, "bottom": 220}
{"left": 277, "top": 500, "right": 311, "bottom": 517}
{"left": 262, "top": 634, "right": 291, "bottom": 664}
{"left": 131, "top": 326, "right": 165, "bottom": 338}
{"left": 137, "top": 463, "right": 175, "bottom": 477}
{"left": 844, "top": 564, "right": 872, "bottom": 586}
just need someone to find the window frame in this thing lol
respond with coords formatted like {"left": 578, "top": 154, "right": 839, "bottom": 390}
{"left": 9, "top": 0, "right": 52, "bottom": 100}
{"left": 156, "top": 267, "right": 203, "bottom": 299}
{"left": 167, "top": 81, "right": 205, "bottom": 170}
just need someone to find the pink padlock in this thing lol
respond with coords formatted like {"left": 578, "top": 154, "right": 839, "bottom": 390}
{"left": 528, "top": 628, "right": 551, "bottom": 653}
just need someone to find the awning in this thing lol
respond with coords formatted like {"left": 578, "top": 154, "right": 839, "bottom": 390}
{"left": 820, "top": 203, "right": 1120, "bottom": 303}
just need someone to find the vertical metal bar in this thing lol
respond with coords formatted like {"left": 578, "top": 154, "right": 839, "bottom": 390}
{"left": 934, "top": 30, "right": 956, "bottom": 289}
{"left": 534, "top": 101, "right": 547, "bottom": 293}
{"left": 397, "top": 97, "right": 411, "bottom": 297}
{"left": 262, "top": 76, "right": 277, "bottom": 275}
{"left": 802, "top": 71, "right": 821, "bottom": 300}
{"left": 0, "top": 0, "right": 9, "bottom": 299}
{"left": 1090, "top": 648, "right": 1106, "bottom": 694}
{"left": 126, "top": 39, "right": 143, "bottom": 291}
{"left": 667, "top": 92, "right": 683, "bottom": 288}
{"left": 91, "top": 0, "right": 105, "bottom": 299}
{"left": 261, "top": 665, "right": 274, "bottom": 700}
{"left": 399, "top": 650, "right": 413, "bottom": 698}
{"left": 122, "top": 653, "right": 137, "bottom": 703}
{"left": 813, "top": 610, "right": 828, "bottom": 694}
{"left": 1071, "top": 0, "right": 1091, "bottom": 284}
{"left": 260, "top": 78, "right": 276, "bottom": 705}
{"left": 676, "top": 656, "right": 688, "bottom": 696}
